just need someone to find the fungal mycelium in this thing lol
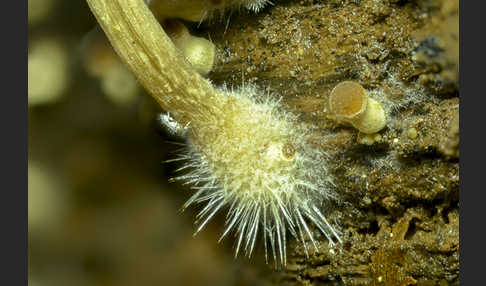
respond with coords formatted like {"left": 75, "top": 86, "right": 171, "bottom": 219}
{"left": 148, "top": 0, "right": 271, "bottom": 22}
{"left": 86, "top": 0, "right": 341, "bottom": 266}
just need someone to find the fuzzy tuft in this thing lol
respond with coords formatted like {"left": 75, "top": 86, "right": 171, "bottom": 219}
{"left": 149, "top": 0, "right": 272, "bottom": 22}
{"left": 167, "top": 85, "right": 341, "bottom": 266}
{"left": 242, "top": 0, "right": 272, "bottom": 12}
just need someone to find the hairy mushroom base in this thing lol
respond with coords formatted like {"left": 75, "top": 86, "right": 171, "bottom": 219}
{"left": 86, "top": 0, "right": 341, "bottom": 266}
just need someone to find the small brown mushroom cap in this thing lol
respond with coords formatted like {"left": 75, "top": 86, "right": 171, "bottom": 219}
{"left": 329, "top": 81, "right": 367, "bottom": 121}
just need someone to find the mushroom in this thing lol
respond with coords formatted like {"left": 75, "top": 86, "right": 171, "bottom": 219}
{"left": 329, "top": 81, "right": 387, "bottom": 134}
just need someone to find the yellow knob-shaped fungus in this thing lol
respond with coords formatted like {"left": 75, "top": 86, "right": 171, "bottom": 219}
{"left": 329, "top": 81, "right": 387, "bottom": 134}
{"left": 164, "top": 20, "right": 215, "bottom": 76}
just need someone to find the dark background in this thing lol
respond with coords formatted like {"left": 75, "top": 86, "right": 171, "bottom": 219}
{"left": 28, "top": 1, "right": 269, "bottom": 285}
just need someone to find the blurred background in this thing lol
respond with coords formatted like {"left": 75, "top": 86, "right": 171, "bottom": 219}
{"left": 28, "top": 1, "right": 271, "bottom": 285}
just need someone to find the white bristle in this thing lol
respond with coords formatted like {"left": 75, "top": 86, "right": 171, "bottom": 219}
{"left": 170, "top": 84, "right": 342, "bottom": 266}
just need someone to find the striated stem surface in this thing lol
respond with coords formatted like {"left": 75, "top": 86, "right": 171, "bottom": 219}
{"left": 85, "top": 0, "right": 223, "bottom": 128}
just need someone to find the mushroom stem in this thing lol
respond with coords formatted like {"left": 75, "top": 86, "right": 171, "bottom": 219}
{"left": 86, "top": 0, "right": 342, "bottom": 263}
{"left": 85, "top": 0, "right": 222, "bottom": 130}
{"left": 351, "top": 97, "right": 386, "bottom": 134}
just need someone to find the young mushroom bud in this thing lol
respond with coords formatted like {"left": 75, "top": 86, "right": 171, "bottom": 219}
{"left": 163, "top": 20, "right": 215, "bottom": 76}
{"left": 329, "top": 81, "right": 386, "bottom": 134}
